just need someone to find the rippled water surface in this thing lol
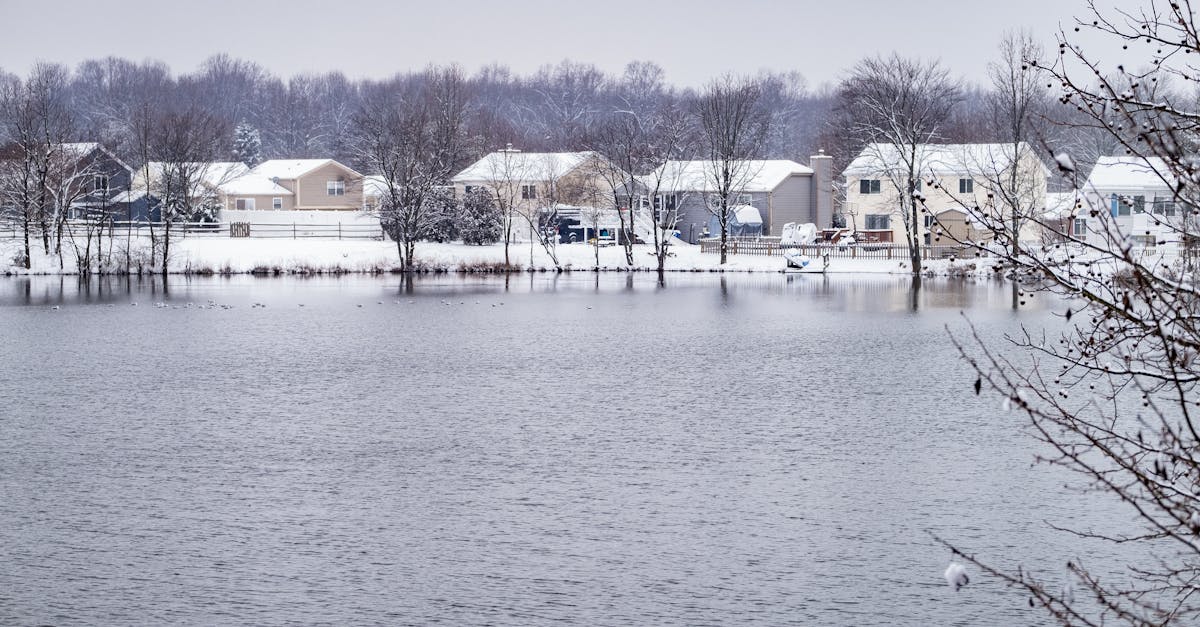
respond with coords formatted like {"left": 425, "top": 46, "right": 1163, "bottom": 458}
{"left": 0, "top": 274, "right": 1119, "bottom": 625}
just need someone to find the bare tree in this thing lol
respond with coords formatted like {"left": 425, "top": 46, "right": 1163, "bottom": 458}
{"left": 589, "top": 94, "right": 696, "bottom": 272}
{"left": 982, "top": 31, "right": 1052, "bottom": 258}
{"left": 694, "top": 75, "right": 771, "bottom": 264}
{"left": 943, "top": 3, "right": 1200, "bottom": 623}
{"left": 351, "top": 66, "right": 472, "bottom": 271}
{"left": 150, "top": 107, "right": 229, "bottom": 275}
{"left": 836, "top": 54, "right": 961, "bottom": 274}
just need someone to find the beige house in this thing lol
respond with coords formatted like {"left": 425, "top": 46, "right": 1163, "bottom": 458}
{"left": 451, "top": 148, "right": 614, "bottom": 241}
{"left": 218, "top": 159, "right": 364, "bottom": 214}
{"left": 842, "top": 142, "right": 1048, "bottom": 245}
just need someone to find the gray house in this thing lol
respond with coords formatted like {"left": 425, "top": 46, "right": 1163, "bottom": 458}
{"left": 636, "top": 154, "right": 833, "bottom": 243}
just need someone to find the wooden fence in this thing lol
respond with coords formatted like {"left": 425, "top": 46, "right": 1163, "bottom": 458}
{"left": 0, "top": 220, "right": 385, "bottom": 241}
{"left": 697, "top": 236, "right": 978, "bottom": 260}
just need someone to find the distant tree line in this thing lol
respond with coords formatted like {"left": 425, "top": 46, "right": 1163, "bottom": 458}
{"left": 0, "top": 51, "right": 1130, "bottom": 181}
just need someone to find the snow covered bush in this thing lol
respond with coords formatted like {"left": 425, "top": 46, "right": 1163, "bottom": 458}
{"left": 459, "top": 187, "right": 502, "bottom": 245}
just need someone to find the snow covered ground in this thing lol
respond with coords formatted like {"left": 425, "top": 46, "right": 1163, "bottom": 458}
{"left": 0, "top": 235, "right": 1000, "bottom": 276}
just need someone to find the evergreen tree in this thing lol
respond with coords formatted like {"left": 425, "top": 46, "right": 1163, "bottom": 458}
{"left": 421, "top": 187, "right": 459, "bottom": 243}
{"left": 231, "top": 122, "right": 262, "bottom": 167}
{"left": 459, "top": 188, "right": 502, "bottom": 245}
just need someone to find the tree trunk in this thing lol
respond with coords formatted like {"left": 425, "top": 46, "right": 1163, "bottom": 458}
{"left": 160, "top": 221, "right": 170, "bottom": 277}
{"left": 22, "top": 209, "right": 31, "bottom": 270}
{"left": 719, "top": 207, "right": 729, "bottom": 265}
{"left": 909, "top": 200, "right": 922, "bottom": 275}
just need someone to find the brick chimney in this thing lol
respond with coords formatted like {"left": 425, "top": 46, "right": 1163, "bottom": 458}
{"left": 810, "top": 150, "right": 833, "bottom": 228}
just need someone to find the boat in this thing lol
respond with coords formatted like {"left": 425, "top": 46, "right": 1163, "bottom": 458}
{"left": 784, "top": 249, "right": 829, "bottom": 273}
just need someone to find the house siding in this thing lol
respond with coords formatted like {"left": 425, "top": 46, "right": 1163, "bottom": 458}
{"left": 295, "top": 163, "right": 361, "bottom": 210}
{"left": 226, "top": 194, "right": 294, "bottom": 212}
{"left": 766, "top": 175, "right": 812, "bottom": 236}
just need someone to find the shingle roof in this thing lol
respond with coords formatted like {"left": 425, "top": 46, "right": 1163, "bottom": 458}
{"left": 452, "top": 151, "right": 597, "bottom": 183}
{"left": 642, "top": 160, "right": 812, "bottom": 194}
{"left": 843, "top": 142, "right": 1047, "bottom": 177}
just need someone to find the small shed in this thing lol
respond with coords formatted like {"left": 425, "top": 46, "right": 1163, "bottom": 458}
{"left": 708, "top": 205, "right": 763, "bottom": 238}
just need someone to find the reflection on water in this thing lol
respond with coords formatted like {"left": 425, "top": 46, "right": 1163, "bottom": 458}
{"left": 0, "top": 272, "right": 1042, "bottom": 314}
{"left": 0, "top": 274, "right": 1095, "bottom": 626}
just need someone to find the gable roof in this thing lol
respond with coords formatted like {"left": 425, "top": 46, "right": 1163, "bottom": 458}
{"left": 137, "top": 161, "right": 250, "bottom": 191}
{"left": 219, "top": 174, "right": 293, "bottom": 196}
{"left": 452, "top": 150, "right": 597, "bottom": 183}
{"left": 1084, "top": 156, "right": 1172, "bottom": 191}
{"left": 251, "top": 158, "right": 362, "bottom": 180}
{"left": 843, "top": 142, "right": 1048, "bottom": 178}
{"left": 642, "top": 159, "right": 812, "bottom": 194}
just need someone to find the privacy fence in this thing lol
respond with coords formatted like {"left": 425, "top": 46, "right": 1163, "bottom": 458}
{"left": 698, "top": 236, "right": 980, "bottom": 260}
{"left": 0, "top": 221, "right": 386, "bottom": 241}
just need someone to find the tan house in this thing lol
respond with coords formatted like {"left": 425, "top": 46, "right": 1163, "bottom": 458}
{"left": 842, "top": 142, "right": 1048, "bottom": 245}
{"left": 451, "top": 148, "right": 614, "bottom": 241}
{"left": 218, "top": 159, "right": 364, "bottom": 214}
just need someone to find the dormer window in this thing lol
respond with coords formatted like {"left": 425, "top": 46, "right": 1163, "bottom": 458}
{"left": 327, "top": 180, "right": 345, "bottom": 196}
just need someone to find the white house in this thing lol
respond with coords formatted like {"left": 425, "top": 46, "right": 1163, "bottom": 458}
{"left": 1080, "top": 156, "right": 1184, "bottom": 244}
{"left": 843, "top": 142, "right": 1049, "bottom": 246}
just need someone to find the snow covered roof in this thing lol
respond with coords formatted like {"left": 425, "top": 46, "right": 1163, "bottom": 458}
{"left": 137, "top": 161, "right": 250, "bottom": 191}
{"left": 1044, "top": 191, "right": 1083, "bottom": 219}
{"left": 730, "top": 204, "right": 763, "bottom": 225}
{"left": 1084, "top": 156, "right": 1172, "bottom": 191}
{"left": 452, "top": 150, "right": 598, "bottom": 183}
{"left": 642, "top": 160, "right": 812, "bottom": 194}
{"left": 219, "top": 174, "right": 293, "bottom": 196}
{"left": 252, "top": 159, "right": 351, "bottom": 180}
{"left": 361, "top": 175, "right": 388, "bottom": 197}
{"left": 58, "top": 142, "right": 133, "bottom": 172}
{"left": 843, "top": 142, "right": 1048, "bottom": 178}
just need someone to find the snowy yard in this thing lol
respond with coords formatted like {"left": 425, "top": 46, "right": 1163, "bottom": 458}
{"left": 0, "top": 235, "right": 1001, "bottom": 276}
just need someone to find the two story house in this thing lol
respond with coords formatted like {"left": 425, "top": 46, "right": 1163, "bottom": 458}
{"left": 0, "top": 142, "right": 135, "bottom": 221}
{"left": 637, "top": 155, "right": 834, "bottom": 244}
{"left": 842, "top": 142, "right": 1048, "bottom": 245}
{"left": 451, "top": 149, "right": 615, "bottom": 242}
{"left": 1079, "top": 156, "right": 1189, "bottom": 245}
{"left": 218, "top": 159, "right": 364, "bottom": 215}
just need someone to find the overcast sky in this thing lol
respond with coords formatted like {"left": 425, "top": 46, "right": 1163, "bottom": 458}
{"left": 1, "top": 0, "right": 1107, "bottom": 87}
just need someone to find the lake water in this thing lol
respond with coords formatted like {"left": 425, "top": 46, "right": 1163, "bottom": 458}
{"left": 0, "top": 274, "right": 1122, "bottom": 625}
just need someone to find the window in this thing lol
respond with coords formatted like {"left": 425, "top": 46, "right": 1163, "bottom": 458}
{"left": 272, "top": 197, "right": 283, "bottom": 210}
{"left": 737, "top": 194, "right": 753, "bottom": 205}
{"left": 1072, "top": 218, "right": 1087, "bottom": 236}
{"left": 464, "top": 185, "right": 476, "bottom": 195}
{"left": 521, "top": 184, "right": 537, "bottom": 200}
{"left": 1153, "top": 197, "right": 1176, "bottom": 216}
{"left": 864, "top": 214, "right": 891, "bottom": 230}
{"left": 654, "top": 194, "right": 677, "bottom": 211}
{"left": 327, "top": 180, "right": 345, "bottom": 196}
{"left": 958, "top": 178, "right": 974, "bottom": 194}
{"left": 235, "top": 198, "right": 256, "bottom": 210}
{"left": 924, "top": 214, "right": 936, "bottom": 228}
{"left": 859, "top": 179, "right": 881, "bottom": 194}
{"left": 1112, "top": 194, "right": 1144, "bottom": 216}
{"left": 93, "top": 175, "right": 109, "bottom": 192}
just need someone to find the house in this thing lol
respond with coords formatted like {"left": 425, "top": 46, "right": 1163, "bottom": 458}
{"left": 636, "top": 154, "right": 833, "bottom": 244}
{"left": 129, "top": 161, "right": 249, "bottom": 222}
{"left": 842, "top": 142, "right": 1048, "bottom": 245}
{"left": 450, "top": 148, "right": 616, "bottom": 242}
{"left": 218, "top": 159, "right": 364, "bottom": 216}
{"left": 0, "top": 142, "right": 135, "bottom": 221}
{"left": 1079, "top": 156, "right": 1187, "bottom": 244}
